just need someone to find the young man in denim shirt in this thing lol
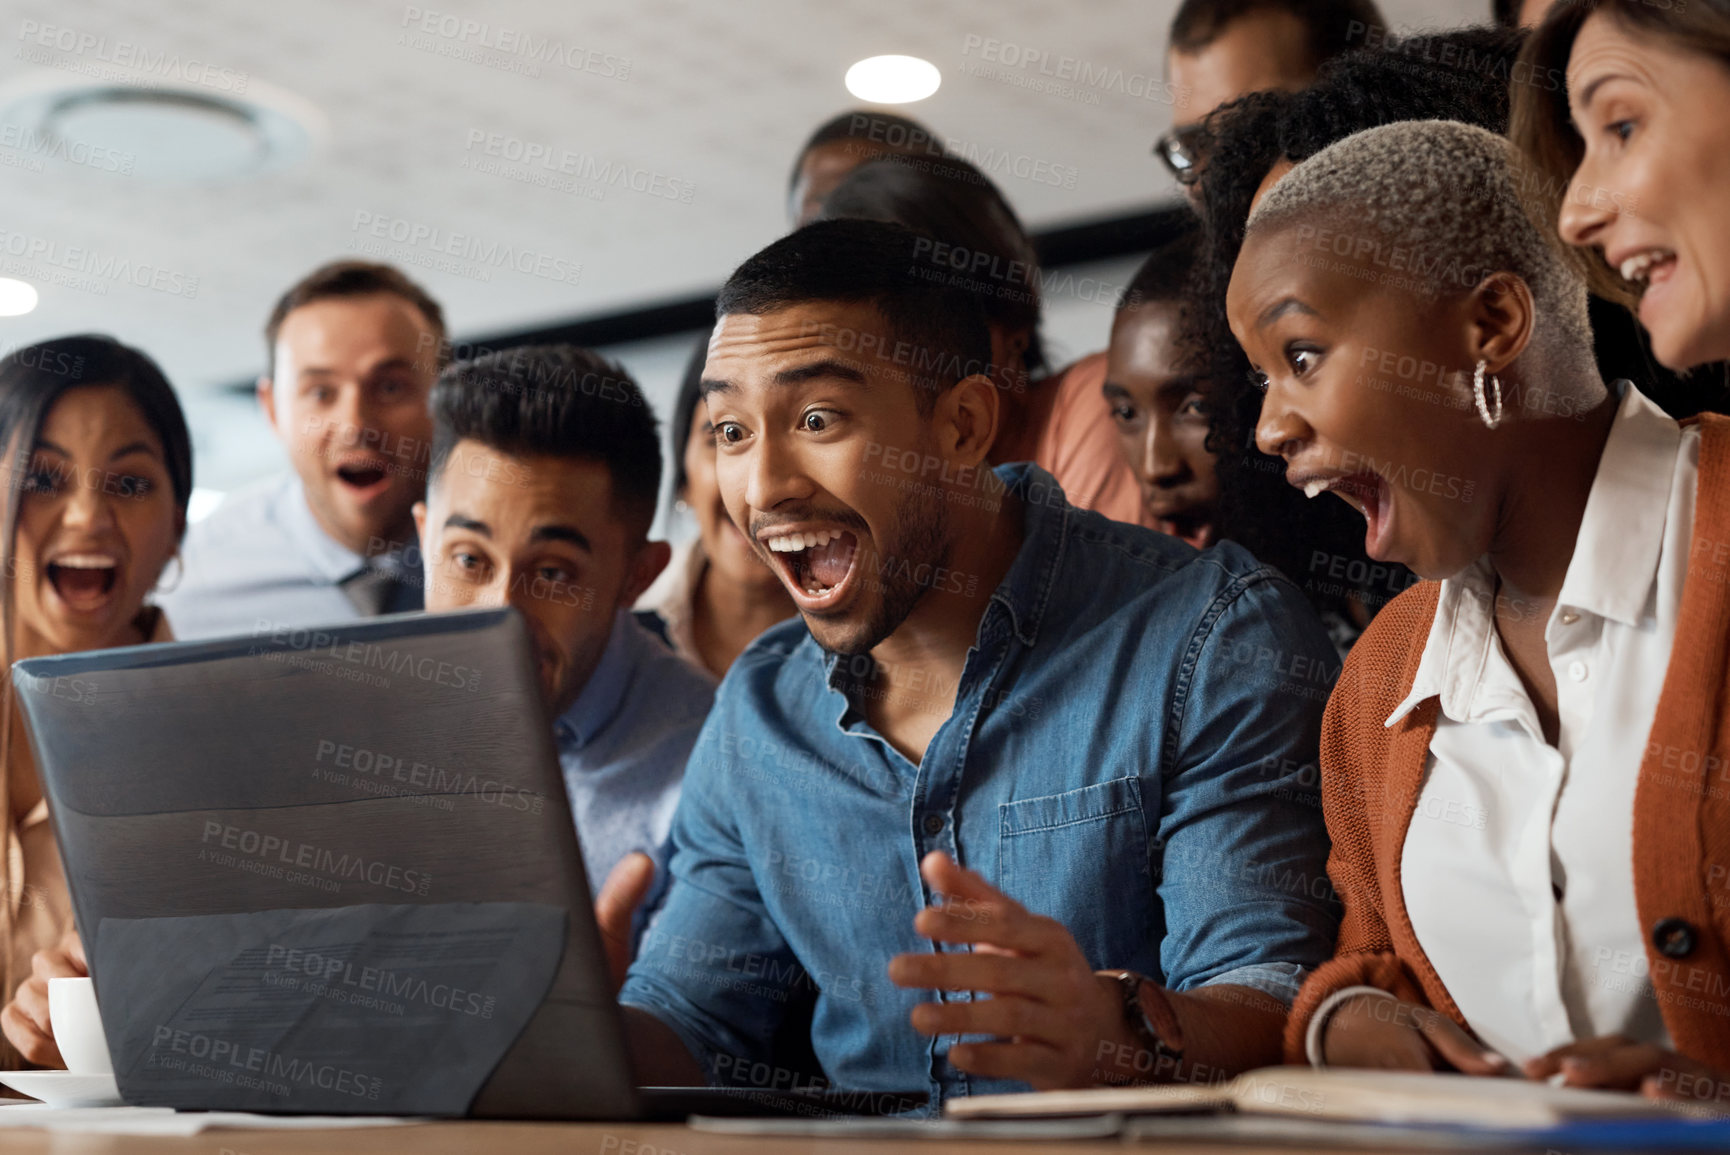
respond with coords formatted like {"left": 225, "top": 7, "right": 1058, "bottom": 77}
{"left": 606, "top": 219, "right": 1340, "bottom": 1106}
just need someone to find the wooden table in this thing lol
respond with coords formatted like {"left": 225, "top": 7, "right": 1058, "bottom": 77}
{"left": 0, "top": 1121, "right": 1212, "bottom": 1154}
{"left": 0, "top": 1116, "right": 1618, "bottom": 1154}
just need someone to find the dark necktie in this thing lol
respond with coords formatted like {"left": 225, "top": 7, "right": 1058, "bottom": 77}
{"left": 338, "top": 564, "right": 402, "bottom": 617}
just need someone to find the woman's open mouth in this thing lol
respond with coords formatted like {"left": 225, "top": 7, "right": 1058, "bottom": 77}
{"left": 1144, "top": 496, "right": 1212, "bottom": 549}
{"left": 1336, "top": 473, "right": 1394, "bottom": 560}
{"left": 1630, "top": 252, "right": 1682, "bottom": 334}
{"left": 1299, "top": 471, "right": 1396, "bottom": 560}
{"left": 763, "top": 528, "right": 860, "bottom": 611}
{"left": 46, "top": 552, "right": 121, "bottom": 613}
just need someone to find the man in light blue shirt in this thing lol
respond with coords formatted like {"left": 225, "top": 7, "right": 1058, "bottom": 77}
{"left": 412, "top": 343, "right": 714, "bottom": 931}
{"left": 161, "top": 261, "right": 443, "bottom": 638}
{"left": 611, "top": 220, "right": 1339, "bottom": 1105}
{"left": 550, "top": 607, "right": 714, "bottom": 908}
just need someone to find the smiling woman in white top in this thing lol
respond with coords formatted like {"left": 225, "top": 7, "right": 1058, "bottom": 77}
{"left": 0, "top": 337, "right": 192, "bottom": 1069}
{"left": 1227, "top": 119, "right": 1730, "bottom": 1101}
{"left": 1513, "top": 1, "right": 1730, "bottom": 376}
{"left": 636, "top": 338, "right": 794, "bottom": 678}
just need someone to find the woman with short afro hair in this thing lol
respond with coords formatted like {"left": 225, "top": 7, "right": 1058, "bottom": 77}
{"left": 1227, "top": 118, "right": 1730, "bottom": 1100}
{"left": 1185, "top": 27, "right": 1530, "bottom": 649}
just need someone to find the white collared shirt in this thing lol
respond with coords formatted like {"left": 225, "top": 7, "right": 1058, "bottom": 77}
{"left": 159, "top": 474, "right": 419, "bottom": 639}
{"left": 1392, "top": 385, "right": 1696, "bottom": 1065}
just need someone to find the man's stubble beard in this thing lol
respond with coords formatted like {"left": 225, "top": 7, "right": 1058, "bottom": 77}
{"left": 814, "top": 483, "right": 952, "bottom": 658}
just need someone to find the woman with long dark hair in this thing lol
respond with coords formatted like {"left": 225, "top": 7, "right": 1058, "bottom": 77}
{"left": 0, "top": 336, "right": 192, "bottom": 1068}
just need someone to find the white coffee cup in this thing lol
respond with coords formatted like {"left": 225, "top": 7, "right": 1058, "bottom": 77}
{"left": 47, "top": 977, "right": 113, "bottom": 1074}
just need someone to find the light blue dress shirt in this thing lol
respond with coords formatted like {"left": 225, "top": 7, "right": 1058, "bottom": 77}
{"left": 159, "top": 474, "right": 422, "bottom": 640}
{"left": 621, "top": 463, "right": 1341, "bottom": 1104}
{"left": 556, "top": 610, "right": 716, "bottom": 909}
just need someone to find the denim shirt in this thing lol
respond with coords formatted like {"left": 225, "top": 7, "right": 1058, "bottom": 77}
{"left": 620, "top": 463, "right": 1340, "bottom": 1105}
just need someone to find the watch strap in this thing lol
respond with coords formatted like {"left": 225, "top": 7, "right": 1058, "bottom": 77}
{"left": 1108, "top": 970, "right": 1184, "bottom": 1065}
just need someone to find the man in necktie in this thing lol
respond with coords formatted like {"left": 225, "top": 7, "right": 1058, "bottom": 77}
{"left": 160, "top": 261, "right": 444, "bottom": 639}
{"left": 338, "top": 556, "right": 418, "bottom": 617}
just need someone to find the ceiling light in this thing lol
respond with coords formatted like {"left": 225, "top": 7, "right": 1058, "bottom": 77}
{"left": 845, "top": 55, "right": 941, "bottom": 104}
{"left": 0, "top": 73, "right": 325, "bottom": 183}
{"left": 187, "top": 487, "right": 226, "bottom": 524}
{"left": 0, "top": 279, "right": 39, "bottom": 317}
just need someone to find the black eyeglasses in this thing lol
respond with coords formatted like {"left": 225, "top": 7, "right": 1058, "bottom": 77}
{"left": 1154, "top": 124, "right": 1212, "bottom": 186}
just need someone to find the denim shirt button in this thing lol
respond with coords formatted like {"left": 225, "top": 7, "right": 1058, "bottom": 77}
{"left": 921, "top": 812, "right": 944, "bottom": 836}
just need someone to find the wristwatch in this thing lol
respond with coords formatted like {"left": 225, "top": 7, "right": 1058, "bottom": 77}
{"left": 1103, "top": 970, "right": 1185, "bottom": 1074}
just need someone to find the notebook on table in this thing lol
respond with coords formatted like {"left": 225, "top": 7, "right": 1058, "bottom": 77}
{"left": 945, "top": 1067, "right": 1725, "bottom": 1128}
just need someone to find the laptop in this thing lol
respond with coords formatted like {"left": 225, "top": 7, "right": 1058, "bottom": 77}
{"left": 14, "top": 608, "right": 923, "bottom": 1120}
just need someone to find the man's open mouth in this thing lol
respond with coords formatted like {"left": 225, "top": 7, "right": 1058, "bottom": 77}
{"left": 335, "top": 456, "right": 392, "bottom": 492}
{"left": 46, "top": 553, "right": 120, "bottom": 611}
{"left": 763, "top": 528, "right": 860, "bottom": 605}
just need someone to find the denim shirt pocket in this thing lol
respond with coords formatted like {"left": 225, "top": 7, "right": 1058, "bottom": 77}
{"left": 998, "top": 776, "right": 1154, "bottom": 971}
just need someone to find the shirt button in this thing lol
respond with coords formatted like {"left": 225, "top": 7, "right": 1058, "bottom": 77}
{"left": 1653, "top": 917, "right": 1698, "bottom": 959}
{"left": 1559, "top": 610, "right": 1580, "bottom": 625}
{"left": 1568, "top": 661, "right": 1588, "bottom": 682}
{"left": 922, "top": 813, "right": 944, "bottom": 836}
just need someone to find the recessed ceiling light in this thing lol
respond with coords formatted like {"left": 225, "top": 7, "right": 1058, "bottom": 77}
{"left": 845, "top": 55, "right": 941, "bottom": 104}
{"left": 0, "top": 73, "right": 325, "bottom": 183}
{"left": 0, "top": 278, "right": 39, "bottom": 317}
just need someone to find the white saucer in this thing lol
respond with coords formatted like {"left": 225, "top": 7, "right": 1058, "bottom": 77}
{"left": 0, "top": 1070, "right": 123, "bottom": 1108}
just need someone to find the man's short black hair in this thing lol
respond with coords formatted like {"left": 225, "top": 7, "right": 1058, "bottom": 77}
{"left": 788, "top": 110, "right": 944, "bottom": 191}
{"left": 1491, "top": 0, "right": 1521, "bottom": 28}
{"left": 714, "top": 218, "right": 994, "bottom": 413}
{"left": 429, "top": 344, "right": 661, "bottom": 538}
{"left": 1169, "top": 0, "right": 1386, "bottom": 69}
{"left": 819, "top": 154, "right": 1045, "bottom": 375}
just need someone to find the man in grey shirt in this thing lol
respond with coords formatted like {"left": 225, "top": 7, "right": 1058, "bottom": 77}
{"left": 160, "top": 261, "right": 446, "bottom": 638}
{"left": 413, "top": 344, "right": 715, "bottom": 952}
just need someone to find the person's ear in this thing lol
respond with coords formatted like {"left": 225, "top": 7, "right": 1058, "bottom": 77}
{"left": 621, "top": 539, "right": 671, "bottom": 609}
{"left": 1468, "top": 272, "right": 1536, "bottom": 377}
{"left": 256, "top": 376, "right": 280, "bottom": 438}
{"left": 411, "top": 500, "right": 428, "bottom": 551}
{"left": 935, "top": 374, "right": 1000, "bottom": 468}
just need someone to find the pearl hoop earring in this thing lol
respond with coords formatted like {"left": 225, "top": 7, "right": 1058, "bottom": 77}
{"left": 1473, "top": 359, "right": 1504, "bottom": 430}
{"left": 157, "top": 552, "right": 185, "bottom": 594}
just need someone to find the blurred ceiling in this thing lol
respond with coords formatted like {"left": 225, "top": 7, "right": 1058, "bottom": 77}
{"left": 0, "top": 0, "right": 1468, "bottom": 397}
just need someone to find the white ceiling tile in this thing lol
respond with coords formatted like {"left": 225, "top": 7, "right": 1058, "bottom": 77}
{"left": 0, "top": 0, "right": 1472, "bottom": 408}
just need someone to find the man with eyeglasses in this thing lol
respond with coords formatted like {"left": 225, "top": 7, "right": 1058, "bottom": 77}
{"left": 1159, "top": 0, "right": 1385, "bottom": 199}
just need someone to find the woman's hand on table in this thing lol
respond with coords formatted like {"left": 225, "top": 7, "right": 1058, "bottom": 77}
{"left": 1527, "top": 1036, "right": 1730, "bottom": 1103}
{"left": 1322, "top": 993, "right": 1508, "bottom": 1075}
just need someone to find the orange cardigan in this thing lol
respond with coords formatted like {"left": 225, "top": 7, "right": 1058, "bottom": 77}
{"left": 1286, "top": 414, "right": 1730, "bottom": 1066}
